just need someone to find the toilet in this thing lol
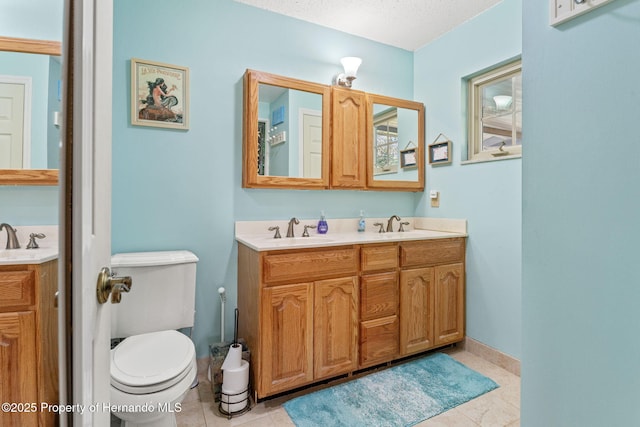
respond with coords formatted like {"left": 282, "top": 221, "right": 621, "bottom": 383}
{"left": 109, "top": 250, "right": 199, "bottom": 427}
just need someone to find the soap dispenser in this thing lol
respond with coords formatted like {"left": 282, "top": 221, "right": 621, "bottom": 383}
{"left": 317, "top": 211, "right": 328, "bottom": 234}
{"left": 358, "top": 210, "right": 366, "bottom": 232}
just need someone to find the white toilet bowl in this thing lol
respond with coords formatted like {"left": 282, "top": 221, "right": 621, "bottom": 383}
{"left": 110, "top": 330, "right": 197, "bottom": 427}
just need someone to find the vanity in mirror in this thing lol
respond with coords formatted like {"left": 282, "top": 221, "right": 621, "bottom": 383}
{"left": 0, "top": 36, "right": 61, "bottom": 185}
{"left": 242, "top": 69, "right": 425, "bottom": 192}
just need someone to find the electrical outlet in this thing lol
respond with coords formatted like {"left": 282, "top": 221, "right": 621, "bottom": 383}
{"left": 430, "top": 191, "right": 440, "bottom": 208}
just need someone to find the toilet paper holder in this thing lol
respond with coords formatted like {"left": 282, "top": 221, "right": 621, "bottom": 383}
{"left": 219, "top": 385, "right": 251, "bottom": 419}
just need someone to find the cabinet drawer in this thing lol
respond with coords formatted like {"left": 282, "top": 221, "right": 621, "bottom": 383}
{"left": 360, "top": 244, "right": 398, "bottom": 272}
{"left": 262, "top": 247, "right": 358, "bottom": 284}
{"left": 399, "top": 238, "right": 464, "bottom": 268}
{"left": 360, "top": 272, "right": 398, "bottom": 321}
{"left": 0, "top": 270, "right": 35, "bottom": 311}
{"left": 359, "top": 315, "right": 399, "bottom": 367}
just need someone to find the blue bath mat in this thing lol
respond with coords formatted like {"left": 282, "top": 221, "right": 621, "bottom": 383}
{"left": 283, "top": 353, "right": 498, "bottom": 427}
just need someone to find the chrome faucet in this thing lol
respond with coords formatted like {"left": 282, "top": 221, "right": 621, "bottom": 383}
{"left": 0, "top": 223, "right": 20, "bottom": 249}
{"left": 286, "top": 217, "right": 300, "bottom": 238}
{"left": 386, "top": 215, "right": 401, "bottom": 233}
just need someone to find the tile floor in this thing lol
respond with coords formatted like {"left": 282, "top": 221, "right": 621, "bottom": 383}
{"left": 173, "top": 347, "right": 520, "bottom": 427}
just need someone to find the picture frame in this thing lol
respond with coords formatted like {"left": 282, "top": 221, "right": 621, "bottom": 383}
{"left": 400, "top": 148, "right": 417, "bottom": 169}
{"left": 428, "top": 140, "right": 452, "bottom": 165}
{"left": 131, "top": 58, "right": 189, "bottom": 130}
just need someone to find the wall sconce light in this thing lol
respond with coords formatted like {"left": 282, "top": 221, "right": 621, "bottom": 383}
{"left": 493, "top": 95, "right": 513, "bottom": 110}
{"left": 335, "top": 56, "right": 362, "bottom": 88}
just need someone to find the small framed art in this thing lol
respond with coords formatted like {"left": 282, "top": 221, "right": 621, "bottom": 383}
{"left": 428, "top": 140, "right": 452, "bottom": 165}
{"left": 400, "top": 148, "right": 417, "bottom": 168}
{"left": 131, "top": 58, "right": 189, "bottom": 130}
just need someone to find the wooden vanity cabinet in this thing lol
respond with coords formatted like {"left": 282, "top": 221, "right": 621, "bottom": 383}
{"left": 399, "top": 238, "right": 465, "bottom": 355}
{"left": 330, "top": 87, "right": 367, "bottom": 189}
{"left": 238, "top": 244, "right": 359, "bottom": 398}
{"left": 238, "top": 237, "right": 465, "bottom": 399}
{"left": 0, "top": 260, "right": 58, "bottom": 427}
{"left": 359, "top": 244, "right": 399, "bottom": 367}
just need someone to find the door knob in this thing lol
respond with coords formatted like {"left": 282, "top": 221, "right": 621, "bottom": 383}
{"left": 96, "top": 267, "right": 132, "bottom": 304}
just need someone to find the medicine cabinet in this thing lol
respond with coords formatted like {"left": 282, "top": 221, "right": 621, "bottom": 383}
{"left": 242, "top": 69, "right": 425, "bottom": 192}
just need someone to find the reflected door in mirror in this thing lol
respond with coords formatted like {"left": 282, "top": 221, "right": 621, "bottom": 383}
{"left": 243, "top": 69, "right": 330, "bottom": 189}
{"left": 0, "top": 79, "right": 27, "bottom": 168}
{"left": 257, "top": 83, "right": 323, "bottom": 179}
{"left": 0, "top": 51, "right": 61, "bottom": 170}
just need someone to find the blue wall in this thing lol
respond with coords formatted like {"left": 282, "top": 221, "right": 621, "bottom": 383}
{"left": 112, "top": 0, "right": 416, "bottom": 357}
{"left": 3, "top": 0, "right": 525, "bottom": 369}
{"left": 0, "top": 0, "right": 61, "bottom": 225}
{"left": 414, "top": 0, "right": 523, "bottom": 359}
{"left": 522, "top": 0, "right": 640, "bottom": 424}
{"left": 0, "top": 0, "right": 63, "bottom": 41}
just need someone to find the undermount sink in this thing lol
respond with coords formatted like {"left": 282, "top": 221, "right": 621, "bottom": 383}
{"left": 265, "top": 236, "right": 336, "bottom": 245}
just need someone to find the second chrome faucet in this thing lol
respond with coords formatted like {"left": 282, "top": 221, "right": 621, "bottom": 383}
{"left": 286, "top": 217, "right": 300, "bottom": 238}
{"left": 386, "top": 215, "right": 401, "bottom": 232}
{"left": 0, "top": 223, "right": 20, "bottom": 249}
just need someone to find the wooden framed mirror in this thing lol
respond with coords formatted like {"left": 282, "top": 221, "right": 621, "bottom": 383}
{"left": 243, "top": 69, "right": 330, "bottom": 189}
{"left": 366, "top": 93, "right": 425, "bottom": 191}
{"left": 0, "top": 36, "right": 61, "bottom": 185}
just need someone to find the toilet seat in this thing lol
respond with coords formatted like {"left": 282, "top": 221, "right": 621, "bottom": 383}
{"left": 110, "top": 330, "right": 195, "bottom": 395}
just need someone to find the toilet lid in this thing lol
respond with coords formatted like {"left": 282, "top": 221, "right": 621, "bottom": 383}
{"left": 111, "top": 330, "right": 195, "bottom": 393}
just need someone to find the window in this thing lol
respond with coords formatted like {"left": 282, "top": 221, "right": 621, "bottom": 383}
{"left": 373, "top": 107, "right": 399, "bottom": 174}
{"left": 467, "top": 60, "right": 522, "bottom": 162}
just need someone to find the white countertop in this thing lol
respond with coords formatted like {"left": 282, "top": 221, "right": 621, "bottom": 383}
{"left": 235, "top": 217, "right": 467, "bottom": 251}
{"left": 0, "top": 225, "right": 58, "bottom": 265}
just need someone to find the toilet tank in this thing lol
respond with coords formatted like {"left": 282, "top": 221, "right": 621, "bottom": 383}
{"left": 109, "top": 250, "right": 199, "bottom": 339}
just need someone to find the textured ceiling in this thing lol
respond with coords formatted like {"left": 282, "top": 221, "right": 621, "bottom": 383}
{"left": 234, "top": 0, "right": 503, "bottom": 51}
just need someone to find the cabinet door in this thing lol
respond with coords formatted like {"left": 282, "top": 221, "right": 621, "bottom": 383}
{"left": 399, "top": 267, "right": 435, "bottom": 355}
{"left": 314, "top": 276, "right": 358, "bottom": 379}
{"left": 434, "top": 263, "right": 465, "bottom": 345}
{"left": 0, "top": 311, "right": 38, "bottom": 427}
{"left": 331, "top": 87, "right": 367, "bottom": 188}
{"left": 261, "top": 283, "right": 314, "bottom": 395}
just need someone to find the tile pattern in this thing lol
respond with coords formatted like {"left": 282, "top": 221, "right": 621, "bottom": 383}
{"left": 174, "top": 348, "right": 520, "bottom": 427}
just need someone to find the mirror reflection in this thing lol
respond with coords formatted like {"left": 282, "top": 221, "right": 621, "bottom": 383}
{"left": 257, "top": 83, "right": 322, "bottom": 178}
{"left": 371, "top": 104, "right": 419, "bottom": 182}
{"left": 0, "top": 50, "right": 61, "bottom": 169}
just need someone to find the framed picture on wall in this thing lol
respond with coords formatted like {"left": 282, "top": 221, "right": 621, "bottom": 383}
{"left": 131, "top": 58, "right": 190, "bottom": 130}
{"left": 400, "top": 148, "right": 417, "bottom": 168}
{"left": 428, "top": 141, "right": 452, "bottom": 165}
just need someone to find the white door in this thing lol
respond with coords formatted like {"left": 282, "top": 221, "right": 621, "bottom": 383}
{"left": 301, "top": 110, "right": 322, "bottom": 178}
{"left": 0, "top": 77, "right": 31, "bottom": 168}
{"left": 59, "top": 0, "right": 113, "bottom": 426}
